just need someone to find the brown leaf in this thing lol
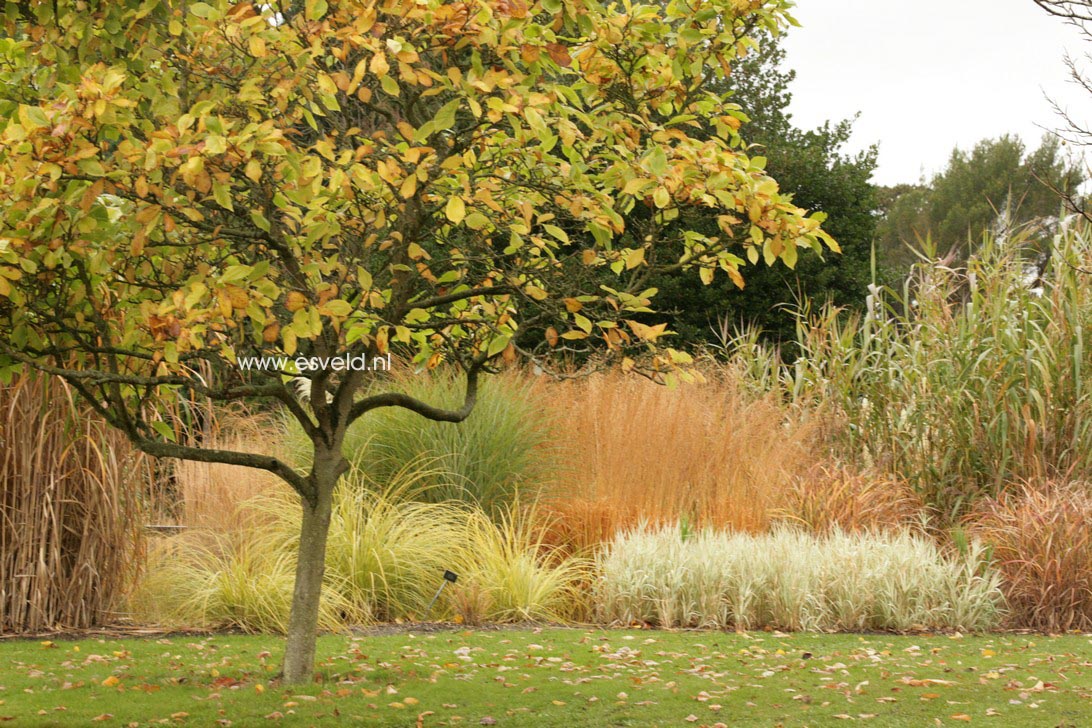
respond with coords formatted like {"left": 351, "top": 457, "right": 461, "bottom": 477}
{"left": 545, "top": 43, "right": 571, "bottom": 67}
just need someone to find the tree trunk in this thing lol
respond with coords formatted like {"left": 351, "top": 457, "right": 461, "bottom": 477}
{"left": 281, "top": 450, "right": 339, "bottom": 685}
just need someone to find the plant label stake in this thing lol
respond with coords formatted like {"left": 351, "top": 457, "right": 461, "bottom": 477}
{"left": 426, "top": 570, "right": 459, "bottom": 616}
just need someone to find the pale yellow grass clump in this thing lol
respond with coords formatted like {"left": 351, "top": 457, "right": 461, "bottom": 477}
{"left": 132, "top": 461, "right": 590, "bottom": 632}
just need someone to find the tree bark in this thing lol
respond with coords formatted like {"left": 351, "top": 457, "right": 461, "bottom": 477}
{"left": 281, "top": 448, "right": 340, "bottom": 685}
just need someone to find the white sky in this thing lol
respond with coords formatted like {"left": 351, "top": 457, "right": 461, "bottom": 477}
{"left": 781, "top": 0, "right": 1090, "bottom": 187}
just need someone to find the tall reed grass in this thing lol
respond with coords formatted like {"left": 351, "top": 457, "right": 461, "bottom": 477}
{"left": 1, "top": 372, "right": 146, "bottom": 632}
{"left": 729, "top": 223, "right": 1092, "bottom": 517}
{"left": 595, "top": 525, "right": 1004, "bottom": 632}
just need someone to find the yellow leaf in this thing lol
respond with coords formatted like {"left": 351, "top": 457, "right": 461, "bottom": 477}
{"left": 399, "top": 174, "right": 417, "bottom": 199}
{"left": 248, "top": 34, "right": 267, "bottom": 58}
{"left": 445, "top": 196, "right": 466, "bottom": 224}
{"left": 101, "top": 675, "right": 119, "bottom": 687}
{"left": 369, "top": 52, "right": 389, "bottom": 77}
{"left": 524, "top": 284, "right": 548, "bottom": 301}
{"left": 317, "top": 72, "right": 337, "bottom": 96}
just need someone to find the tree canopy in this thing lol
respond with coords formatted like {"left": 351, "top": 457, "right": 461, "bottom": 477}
{"left": 877, "top": 134, "right": 1083, "bottom": 268}
{"left": 0, "top": 0, "right": 833, "bottom": 683}
{"left": 646, "top": 34, "right": 877, "bottom": 349}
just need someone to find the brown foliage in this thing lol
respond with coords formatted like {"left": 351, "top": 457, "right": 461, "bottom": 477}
{"left": 969, "top": 481, "right": 1092, "bottom": 632}
{"left": 776, "top": 465, "right": 925, "bottom": 534}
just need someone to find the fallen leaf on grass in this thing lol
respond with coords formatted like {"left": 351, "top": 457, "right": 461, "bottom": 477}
{"left": 901, "top": 678, "right": 956, "bottom": 687}
{"left": 951, "top": 715, "right": 972, "bottom": 722}
{"left": 92, "top": 715, "right": 113, "bottom": 722}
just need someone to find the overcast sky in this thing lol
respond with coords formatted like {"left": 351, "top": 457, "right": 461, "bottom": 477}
{"left": 780, "top": 0, "right": 1090, "bottom": 187}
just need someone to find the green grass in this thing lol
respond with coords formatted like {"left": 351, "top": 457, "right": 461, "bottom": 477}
{"left": 1, "top": 629, "right": 1090, "bottom": 726}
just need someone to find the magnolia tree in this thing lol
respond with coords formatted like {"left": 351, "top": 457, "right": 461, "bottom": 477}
{"left": 0, "top": 0, "right": 834, "bottom": 682}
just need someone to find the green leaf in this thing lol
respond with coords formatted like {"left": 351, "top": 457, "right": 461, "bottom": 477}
{"left": 433, "top": 99, "right": 460, "bottom": 133}
{"left": 543, "top": 224, "right": 568, "bottom": 243}
{"left": 645, "top": 147, "right": 668, "bottom": 176}
{"left": 380, "top": 75, "right": 400, "bottom": 97}
{"left": 464, "top": 212, "right": 489, "bottom": 230}
{"left": 213, "top": 181, "right": 234, "bottom": 211}
{"left": 320, "top": 299, "right": 353, "bottom": 317}
{"left": 220, "top": 265, "right": 251, "bottom": 283}
{"left": 152, "top": 420, "right": 177, "bottom": 443}
{"left": 486, "top": 334, "right": 511, "bottom": 358}
{"left": 189, "top": 2, "right": 217, "bottom": 19}
{"left": 250, "top": 209, "right": 271, "bottom": 232}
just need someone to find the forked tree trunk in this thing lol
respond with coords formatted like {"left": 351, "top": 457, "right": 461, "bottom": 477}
{"left": 282, "top": 449, "right": 340, "bottom": 685}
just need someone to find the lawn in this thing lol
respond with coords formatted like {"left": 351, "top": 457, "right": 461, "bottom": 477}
{"left": 0, "top": 629, "right": 1089, "bottom": 726}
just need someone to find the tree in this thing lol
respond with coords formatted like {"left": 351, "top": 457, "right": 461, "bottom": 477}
{"left": 643, "top": 33, "right": 877, "bottom": 349}
{"left": 877, "top": 134, "right": 1084, "bottom": 266}
{"left": 1034, "top": 0, "right": 1092, "bottom": 225}
{"left": 0, "top": 0, "right": 833, "bottom": 683}
{"left": 1035, "top": 0, "right": 1092, "bottom": 19}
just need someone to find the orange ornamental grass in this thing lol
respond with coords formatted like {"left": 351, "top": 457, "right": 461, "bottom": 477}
{"left": 538, "top": 369, "right": 825, "bottom": 551}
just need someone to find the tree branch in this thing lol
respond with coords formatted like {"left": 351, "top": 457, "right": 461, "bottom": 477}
{"left": 348, "top": 359, "right": 484, "bottom": 424}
